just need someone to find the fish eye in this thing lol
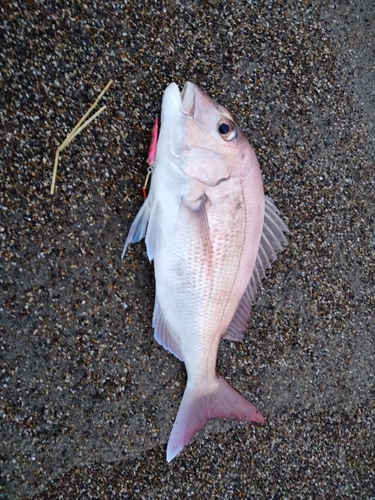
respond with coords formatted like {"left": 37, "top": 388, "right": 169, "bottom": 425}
{"left": 218, "top": 118, "right": 237, "bottom": 141}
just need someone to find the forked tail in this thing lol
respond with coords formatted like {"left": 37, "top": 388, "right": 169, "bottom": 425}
{"left": 166, "top": 375, "right": 264, "bottom": 462}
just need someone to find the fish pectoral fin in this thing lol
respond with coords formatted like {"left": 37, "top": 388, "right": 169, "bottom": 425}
{"left": 167, "top": 376, "right": 264, "bottom": 462}
{"left": 153, "top": 297, "right": 184, "bottom": 361}
{"left": 180, "top": 195, "right": 212, "bottom": 256}
{"left": 224, "top": 196, "right": 288, "bottom": 341}
{"left": 121, "top": 200, "right": 151, "bottom": 259}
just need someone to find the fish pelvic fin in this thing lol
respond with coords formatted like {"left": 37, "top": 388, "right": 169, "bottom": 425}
{"left": 166, "top": 376, "right": 264, "bottom": 462}
{"left": 122, "top": 198, "right": 164, "bottom": 261}
{"left": 121, "top": 200, "right": 151, "bottom": 259}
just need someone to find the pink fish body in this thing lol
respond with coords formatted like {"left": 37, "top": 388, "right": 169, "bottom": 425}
{"left": 123, "top": 82, "right": 288, "bottom": 461}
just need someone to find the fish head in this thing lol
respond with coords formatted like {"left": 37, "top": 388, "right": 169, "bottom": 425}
{"left": 159, "top": 82, "right": 259, "bottom": 187}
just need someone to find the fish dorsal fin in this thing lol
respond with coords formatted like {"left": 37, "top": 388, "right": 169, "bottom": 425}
{"left": 153, "top": 297, "right": 184, "bottom": 361}
{"left": 121, "top": 200, "right": 151, "bottom": 259}
{"left": 224, "top": 196, "right": 288, "bottom": 341}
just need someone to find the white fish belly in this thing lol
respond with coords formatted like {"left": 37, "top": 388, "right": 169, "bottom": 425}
{"left": 153, "top": 170, "right": 264, "bottom": 385}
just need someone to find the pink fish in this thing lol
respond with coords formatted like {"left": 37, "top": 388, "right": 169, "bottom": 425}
{"left": 123, "top": 82, "right": 288, "bottom": 461}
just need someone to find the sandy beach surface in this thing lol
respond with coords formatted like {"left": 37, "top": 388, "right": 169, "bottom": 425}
{"left": 1, "top": 1, "right": 374, "bottom": 498}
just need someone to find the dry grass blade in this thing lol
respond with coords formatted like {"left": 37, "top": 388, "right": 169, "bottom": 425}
{"left": 50, "top": 79, "right": 113, "bottom": 195}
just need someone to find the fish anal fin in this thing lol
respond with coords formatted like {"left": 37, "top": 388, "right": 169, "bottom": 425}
{"left": 166, "top": 376, "right": 264, "bottom": 462}
{"left": 153, "top": 297, "right": 184, "bottom": 361}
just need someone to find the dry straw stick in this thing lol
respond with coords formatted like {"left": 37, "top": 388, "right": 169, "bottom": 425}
{"left": 50, "top": 79, "right": 113, "bottom": 195}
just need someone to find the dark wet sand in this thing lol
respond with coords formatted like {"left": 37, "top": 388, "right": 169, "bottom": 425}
{"left": 1, "top": 1, "right": 374, "bottom": 498}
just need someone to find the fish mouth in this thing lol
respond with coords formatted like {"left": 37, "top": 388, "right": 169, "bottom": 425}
{"left": 181, "top": 82, "right": 195, "bottom": 117}
{"left": 162, "top": 82, "right": 195, "bottom": 119}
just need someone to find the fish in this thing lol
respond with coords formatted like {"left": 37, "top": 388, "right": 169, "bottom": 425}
{"left": 123, "top": 82, "right": 288, "bottom": 462}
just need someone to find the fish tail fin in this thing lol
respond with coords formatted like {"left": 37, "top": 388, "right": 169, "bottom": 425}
{"left": 166, "top": 376, "right": 264, "bottom": 462}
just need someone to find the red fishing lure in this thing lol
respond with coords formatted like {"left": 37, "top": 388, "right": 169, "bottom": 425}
{"left": 142, "top": 117, "right": 159, "bottom": 199}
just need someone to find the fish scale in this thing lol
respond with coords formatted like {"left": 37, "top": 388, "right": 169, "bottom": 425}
{"left": 123, "top": 81, "right": 288, "bottom": 462}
